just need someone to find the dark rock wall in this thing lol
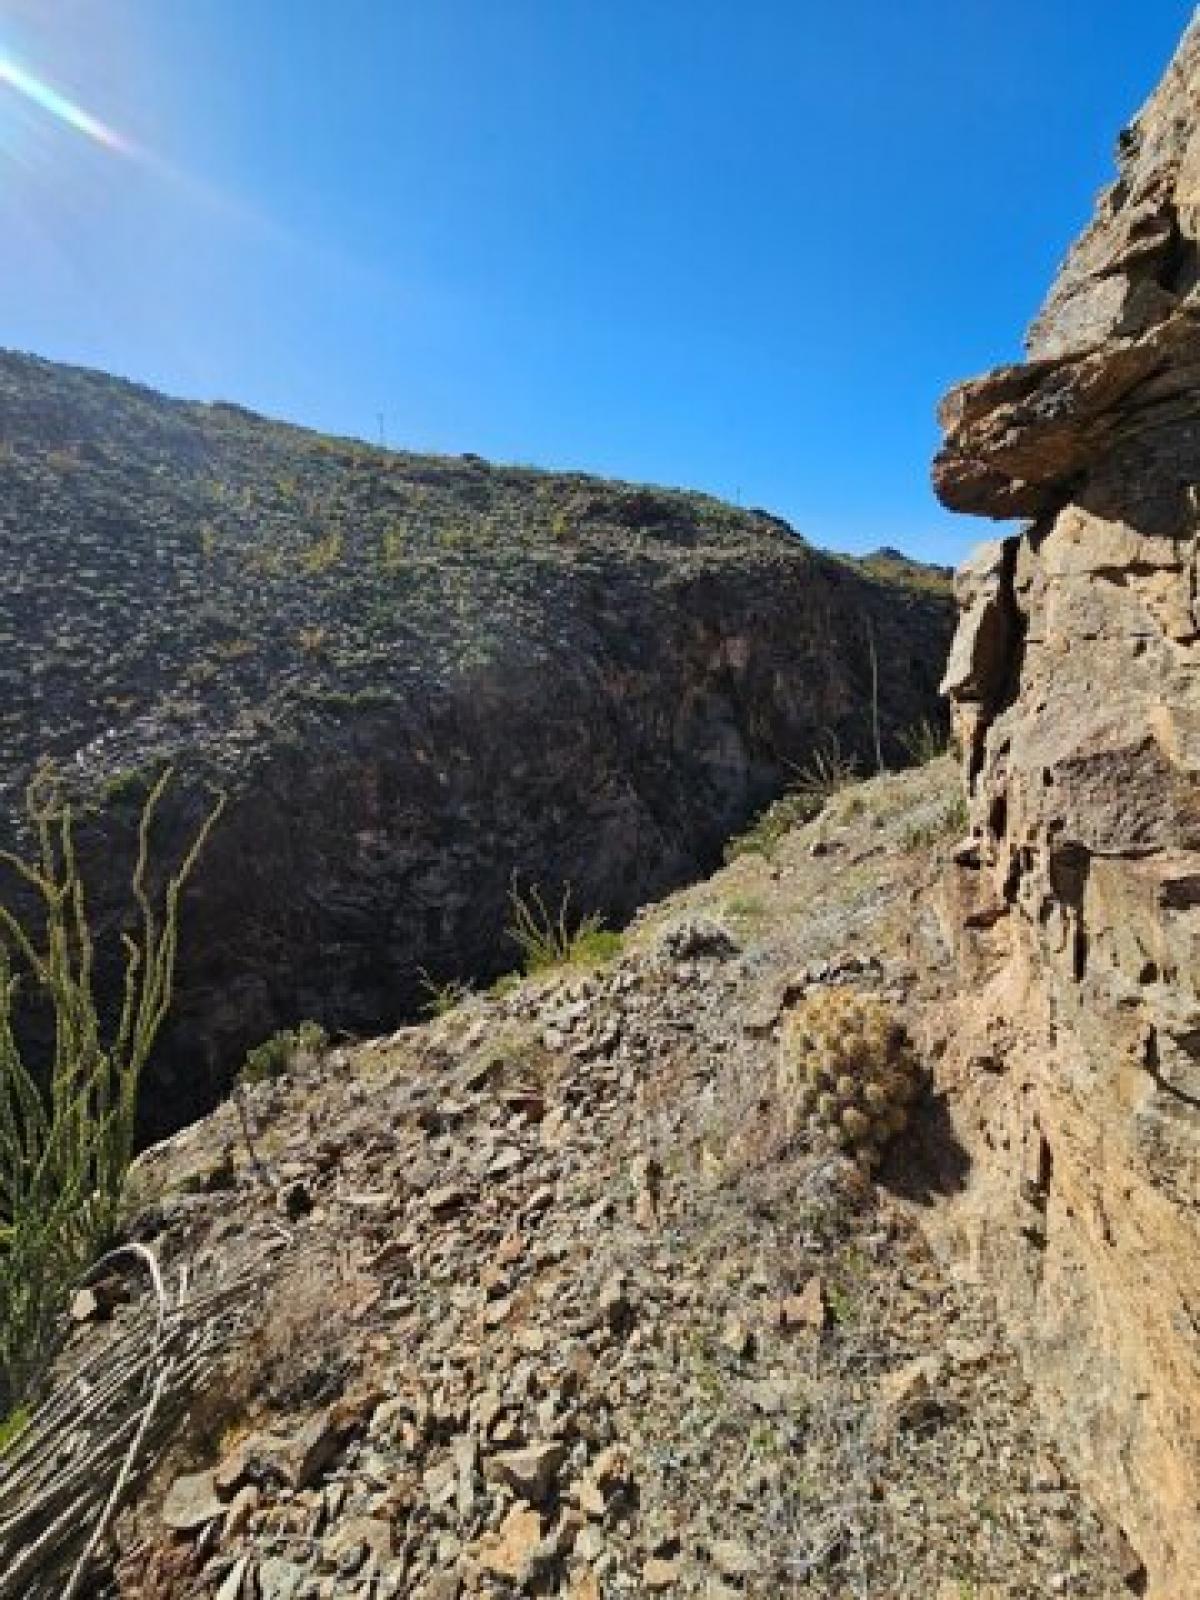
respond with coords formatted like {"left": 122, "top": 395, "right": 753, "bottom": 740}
{"left": 121, "top": 548, "right": 946, "bottom": 1138}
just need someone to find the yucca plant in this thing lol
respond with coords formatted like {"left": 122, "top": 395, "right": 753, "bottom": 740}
{"left": 0, "top": 767, "right": 222, "bottom": 1407}
{"left": 724, "top": 733, "right": 862, "bottom": 863}
{"left": 898, "top": 717, "right": 953, "bottom": 766}
{"left": 788, "top": 734, "right": 860, "bottom": 808}
{"left": 505, "top": 877, "right": 620, "bottom": 974}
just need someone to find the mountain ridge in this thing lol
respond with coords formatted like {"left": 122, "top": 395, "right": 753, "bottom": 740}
{"left": 0, "top": 347, "right": 946, "bottom": 799}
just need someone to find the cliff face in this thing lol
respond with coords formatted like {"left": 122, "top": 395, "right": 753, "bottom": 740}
{"left": 932, "top": 21, "right": 1200, "bottom": 1594}
{"left": 0, "top": 354, "right": 953, "bottom": 1138}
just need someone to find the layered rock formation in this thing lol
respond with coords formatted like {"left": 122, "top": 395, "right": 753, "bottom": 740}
{"left": 933, "top": 20, "right": 1200, "bottom": 1594}
{"left": 0, "top": 354, "right": 952, "bottom": 1137}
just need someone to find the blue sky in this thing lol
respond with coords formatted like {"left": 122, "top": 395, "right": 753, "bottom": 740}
{"left": 0, "top": 1, "right": 1193, "bottom": 564}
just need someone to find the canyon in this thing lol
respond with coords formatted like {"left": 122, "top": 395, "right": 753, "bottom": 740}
{"left": 0, "top": 354, "right": 951, "bottom": 1135}
{"left": 6, "top": 16, "right": 1200, "bottom": 1599}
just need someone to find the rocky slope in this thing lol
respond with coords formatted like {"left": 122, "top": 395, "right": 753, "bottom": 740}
{"left": 2, "top": 759, "right": 1136, "bottom": 1599}
{"left": 932, "top": 17, "right": 1200, "bottom": 1596}
{"left": 0, "top": 353, "right": 951, "bottom": 1137}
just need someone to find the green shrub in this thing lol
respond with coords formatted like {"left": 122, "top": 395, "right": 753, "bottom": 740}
{"left": 100, "top": 767, "right": 152, "bottom": 806}
{"left": 240, "top": 1020, "right": 329, "bottom": 1084}
{"left": 0, "top": 768, "right": 223, "bottom": 1407}
{"left": 379, "top": 524, "right": 407, "bottom": 571}
{"left": 898, "top": 717, "right": 953, "bottom": 766}
{"left": 564, "top": 925, "right": 623, "bottom": 965}
{"left": 417, "top": 969, "right": 472, "bottom": 1018}
{"left": 725, "top": 736, "right": 860, "bottom": 862}
{"left": 725, "top": 790, "right": 817, "bottom": 863}
{"left": 505, "top": 880, "right": 621, "bottom": 974}
{"left": 0, "top": 1404, "right": 28, "bottom": 1456}
{"left": 299, "top": 528, "right": 343, "bottom": 574}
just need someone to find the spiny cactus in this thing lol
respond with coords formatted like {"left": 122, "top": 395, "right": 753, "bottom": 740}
{"left": 778, "top": 986, "right": 922, "bottom": 1171}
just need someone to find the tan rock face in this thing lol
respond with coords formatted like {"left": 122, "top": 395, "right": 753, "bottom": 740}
{"left": 933, "top": 19, "right": 1200, "bottom": 1598}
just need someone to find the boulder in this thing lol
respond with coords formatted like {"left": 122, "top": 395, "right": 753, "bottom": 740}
{"left": 161, "top": 1470, "right": 225, "bottom": 1532}
{"left": 484, "top": 1441, "right": 566, "bottom": 1505}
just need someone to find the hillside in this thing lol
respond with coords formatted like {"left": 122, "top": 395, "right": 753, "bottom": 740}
{"left": 0, "top": 353, "right": 946, "bottom": 792}
{"left": 0, "top": 758, "right": 1133, "bottom": 1600}
{"left": 0, "top": 352, "right": 952, "bottom": 1135}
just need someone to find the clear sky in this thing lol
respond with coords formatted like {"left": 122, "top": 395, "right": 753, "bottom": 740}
{"left": 0, "top": 1, "right": 1193, "bottom": 564}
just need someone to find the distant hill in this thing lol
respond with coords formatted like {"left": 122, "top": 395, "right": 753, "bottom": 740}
{"left": 851, "top": 546, "right": 954, "bottom": 595}
{"left": 0, "top": 351, "right": 953, "bottom": 1133}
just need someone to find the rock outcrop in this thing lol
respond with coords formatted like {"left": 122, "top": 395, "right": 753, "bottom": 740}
{"left": 933, "top": 19, "right": 1200, "bottom": 1594}
{"left": 0, "top": 353, "right": 952, "bottom": 1137}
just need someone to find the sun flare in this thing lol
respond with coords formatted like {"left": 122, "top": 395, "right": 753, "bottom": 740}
{"left": 0, "top": 50, "right": 131, "bottom": 155}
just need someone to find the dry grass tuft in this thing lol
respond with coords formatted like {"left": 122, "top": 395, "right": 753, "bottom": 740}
{"left": 246, "top": 1244, "right": 379, "bottom": 1414}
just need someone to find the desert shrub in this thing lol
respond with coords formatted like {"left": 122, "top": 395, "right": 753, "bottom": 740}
{"left": 152, "top": 1244, "right": 380, "bottom": 1445}
{"left": 213, "top": 636, "right": 254, "bottom": 660}
{"left": 901, "top": 790, "right": 969, "bottom": 851}
{"left": 777, "top": 988, "right": 923, "bottom": 1172}
{"left": 379, "top": 523, "right": 407, "bottom": 571}
{"left": 898, "top": 717, "right": 954, "bottom": 766}
{"left": 417, "top": 968, "right": 473, "bottom": 1018}
{"left": 247, "top": 1245, "right": 375, "bottom": 1411}
{"left": 724, "top": 790, "right": 818, "bottom": 863}
{"left": 505, "top": 879, "right": 621, "bottom": 974}
{"left": 0, "top": 768, "right": 223, "bottom": 1407}
{"left": 295, "top": 625, "right": 327, "bottom": 655}
{"left": 244, "top": 545, "right": 287, "bottom": 578}
{"left": 239, "top": 1020, "right": 328, "bottom": 1084}
{"left": 299, "top": 527, "right": 343, "bottom": 574}
{"left": 786, "top": 736, "right": 861, "bottom": 810}
{"left": 726, "top": 735, "right": 860, "bottom": 862}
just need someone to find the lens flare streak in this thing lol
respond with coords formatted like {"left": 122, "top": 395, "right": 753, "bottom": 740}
{"left": 0, "top": 52, "right": 131, "bottom": 155}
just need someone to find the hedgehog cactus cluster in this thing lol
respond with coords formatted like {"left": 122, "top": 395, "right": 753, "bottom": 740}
{"left": 777, "top": 987, "right": 922, "bottom": 1169}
